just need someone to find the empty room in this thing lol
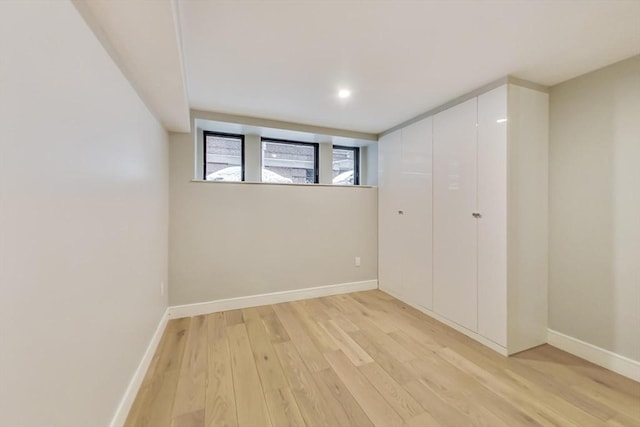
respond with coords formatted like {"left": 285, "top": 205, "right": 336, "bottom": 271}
{"left": 1, "top": 0, "right": 639, "bottom": 426}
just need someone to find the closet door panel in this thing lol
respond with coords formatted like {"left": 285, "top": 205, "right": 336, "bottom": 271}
{"left": 378, "top": 130, "right": 403, "bottom": 296}
{"left": 433, "top": 98, "right": 478, "bottom": 332}
{"left": 401, "top": 117, "right": 433, "bottom": 309}
{"left": 477, "top": 86, "right": 508, "bottom": 346}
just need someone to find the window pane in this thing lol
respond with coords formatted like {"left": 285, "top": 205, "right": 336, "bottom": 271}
{"left": 333, "top": 147, "right": 358, "bottom": 185}
{"left": 205, "top": 133, "right": 243, "bottom": 181}
{"left": 262, "top": 140, "right": 317, "bottom": 184}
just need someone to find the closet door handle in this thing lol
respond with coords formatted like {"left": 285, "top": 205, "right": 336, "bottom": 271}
{"left": 398, "top": 210, "right": 404, "bottom": 215}
{"left": 472, "top": 212, "right": 482, "bottom": 218}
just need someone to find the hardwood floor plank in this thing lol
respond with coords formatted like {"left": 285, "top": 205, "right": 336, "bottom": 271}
{"left": 396, "top": 339, "right": 513, "bottom": 427}
{"left": 437, "top": 345, "right": 576, "bottom": 427}
{"left": 240, "top": 306, "right": 261, "bottom": 322}
{"left": 318, "top": 296, "right": 361, "bottom": 332}
{"left": 264, "top": 387, "right": 306, "bottom": 427}
{"left": 325, "top": 294, "right": 398, "bottom": 333}
{"left": 205, "top": 313, "right": 237, "bottom": 427}
{"left": 125, "top": 317, "right": 190, "bottom": 427}
{"left": 274, "top": 341, "right": 340, "bottom": 427}
{"left": 324, "top": 350, "right": 404, "bottom": 427}
{"left": 406, "top": 410, "right": 443, "bottom": 427}
{"left": 514, "top": 346, "right": 640, "bottom": 421}
{"left": 223, "top": 310, "right": 244, "bottom": 327}
{"left": 429, "top": 348, "right": 548, "bottom": 426}
{"left": 323, "top": 294, "right": 360, "bottom": 315}
{"left": 227, "top": 323, "right": 272, "bottom": 427}
{"left": 575, "top": 386, "right": 640, "bottom": 424}
{"left": 289, "top": 301, "right": 340, "bottom": 352}
{"left": 171, "top": 410, "right": 204, "bottom": 427}
{"left": 243, "top": 309, "right": 289, "bottom": 392}
{"left": 342, "top": 295, "right": 401, "bottom": 333}
{"left": 259, "top": 309, "right": 291, "bottom": 343}
{"left": 504, "top": 368, "right": 611, "bottom": 426}
{"left": 349, "top": 330, "right": 417, "bottom": 384}
{"left": 352, "top": 315, "right": 417, "bottom": 362}
{"left": 359, "top": 362, "right": 425, "bottom": 422}
{"left": 390, "top": 325, "right": 535, "bottom": 427}
{"left": 388, "top": 312, "right": 553, "bottom": 413}
{"left": 319, "top": 320, "right": 373, "bottom": 366}
{"left": 295, "top": 298, "right": 331, "bottom": 322}
{"left": 532, "top": 344, "right": 640, "bottom": 399}
{"left": 407, "top": 355, "right": 524, "bottom": 426}
{"left": 403, "top": 379, "right": 475, "bottom": 427}
{"left": 311, "top": 367, "right": 374, "bottom": 427}
{"left": 272, "top": 303, "right": 329, "bottom": 372}
{"left": 171, "top": 315, "right": 207, "bottom": 427}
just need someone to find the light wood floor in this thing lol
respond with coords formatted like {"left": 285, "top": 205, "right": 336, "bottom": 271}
{"left": 125, "top": 290, "right": 640, "bottom": 427}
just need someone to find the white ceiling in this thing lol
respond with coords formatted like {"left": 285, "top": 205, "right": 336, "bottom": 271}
{"left": 179, "top": 0, "right": 640, "bottom": 134}
{"left": 77, "top": 0, "right": 640, "bottom": 135}
{"left": 72, "top": 0, "right": 190, "bottom": 132}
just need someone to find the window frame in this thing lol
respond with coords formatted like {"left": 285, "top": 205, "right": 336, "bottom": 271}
{"left": 332, "top": 145, "right": 360, "bottom": 185}
{"left": 203, "top": 130, "right": 246, "bottom": 181}
{"left": 260, "top": 137, "right": 320, "bottom": 184}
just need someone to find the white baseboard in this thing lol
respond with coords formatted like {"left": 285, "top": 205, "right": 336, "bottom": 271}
{"left": 110, "top": 310, "right": 169, "bottom": 427}
{"left": 547, "top": 329, "right": 640, "bottom": 382}
{"left": 167, "top": 280, "right": 378, "bottom": 319}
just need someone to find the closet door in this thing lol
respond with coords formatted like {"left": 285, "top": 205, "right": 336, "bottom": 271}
{"left": 433, "top": 98, "right": 478, "bottom": 332}
{"left": 378, "top": 129, "right": 403, "bottom": 295}
{"left": 401, "top": 117, "right": 433, "bottom": 309}
{"left": 477, "top": 86, "right": 508, "bottom": 346}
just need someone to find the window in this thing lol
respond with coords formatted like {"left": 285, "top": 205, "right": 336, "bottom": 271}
{"left": 332, "top": 145, "right": 360, "bottom": 185}
{"left": 203, "top": 131, "right": 245, "bottom": 181}
{"left": 261, "top": 138, "right": 319, "bottom": 184}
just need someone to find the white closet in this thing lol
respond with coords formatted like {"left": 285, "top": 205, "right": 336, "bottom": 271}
{"left": 378, "top": 117, "right": 433, "bottom": 309}
{"left": 433, "top": 97, "right": 479, "bottom": 332}
{"left": 378, "top": 83, "right": 548, "bottom": 355}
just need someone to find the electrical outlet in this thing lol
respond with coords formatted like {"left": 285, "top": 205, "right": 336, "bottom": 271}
{"left": 355, "top": 257, "right": 361, "bottom": 267}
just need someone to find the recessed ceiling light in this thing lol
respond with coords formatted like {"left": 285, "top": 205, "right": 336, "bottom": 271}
{"left": 338, "top": 89, "right": 351, "bottom": 99}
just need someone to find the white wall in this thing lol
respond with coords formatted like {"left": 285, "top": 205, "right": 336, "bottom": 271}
{"left": 0, "top": 2, "right": 169, "bottom": 426}
{"left": 364, "top": 144, "right": 379, "bottom": 186}
{"left": 549, "top": 55, "right": 640, "bottom": 361}
{"left": 169, "top": 132, "right": 378, "bottom": 305}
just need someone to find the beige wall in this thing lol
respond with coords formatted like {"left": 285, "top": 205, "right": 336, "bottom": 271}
{"left": 0, "top": 1, "right": 169, "bottom": 425}
{"left": 549, "top": 55, "right": 640, "bottom": 361}
{"left": 169, "top": 132, "right": 378, "bottom": 305}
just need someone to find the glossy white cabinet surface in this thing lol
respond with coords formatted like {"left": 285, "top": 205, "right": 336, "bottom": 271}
{"left": 506, "top": 84, "right": 549, "bottom": 353}
{"left": 379, "top": 82, "right": 547, "bottom": 356}
{"left": 433, "top": 98, "right": 479, "bottom": 332}
{"left": 477, "top": 85, "right": 508, "bottom": 347}
{"left": 378, "top": 129, "right": 403, "bottom": 295}
{"left": 401, "top": 117, "right": 433, "bottom": 309}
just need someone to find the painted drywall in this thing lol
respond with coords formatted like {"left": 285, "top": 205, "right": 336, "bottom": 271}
{"left": 364, "top": 145, "right": 379, "bottom": 186}
{"left": 169, "top": 132, "right": 378, "bottom": 305}
{"left": 0, "top": 1, "right": 169, "bottom": 426}
{"left": 549, "top": 55, "right": 640, "bottom": 362}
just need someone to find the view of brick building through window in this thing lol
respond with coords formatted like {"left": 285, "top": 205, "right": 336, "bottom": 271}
{"left": 262, "top": 140, "right": 316, "bottom": 184}
{"left": 204, "top": 133, "right": 243, "bottom": 181}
